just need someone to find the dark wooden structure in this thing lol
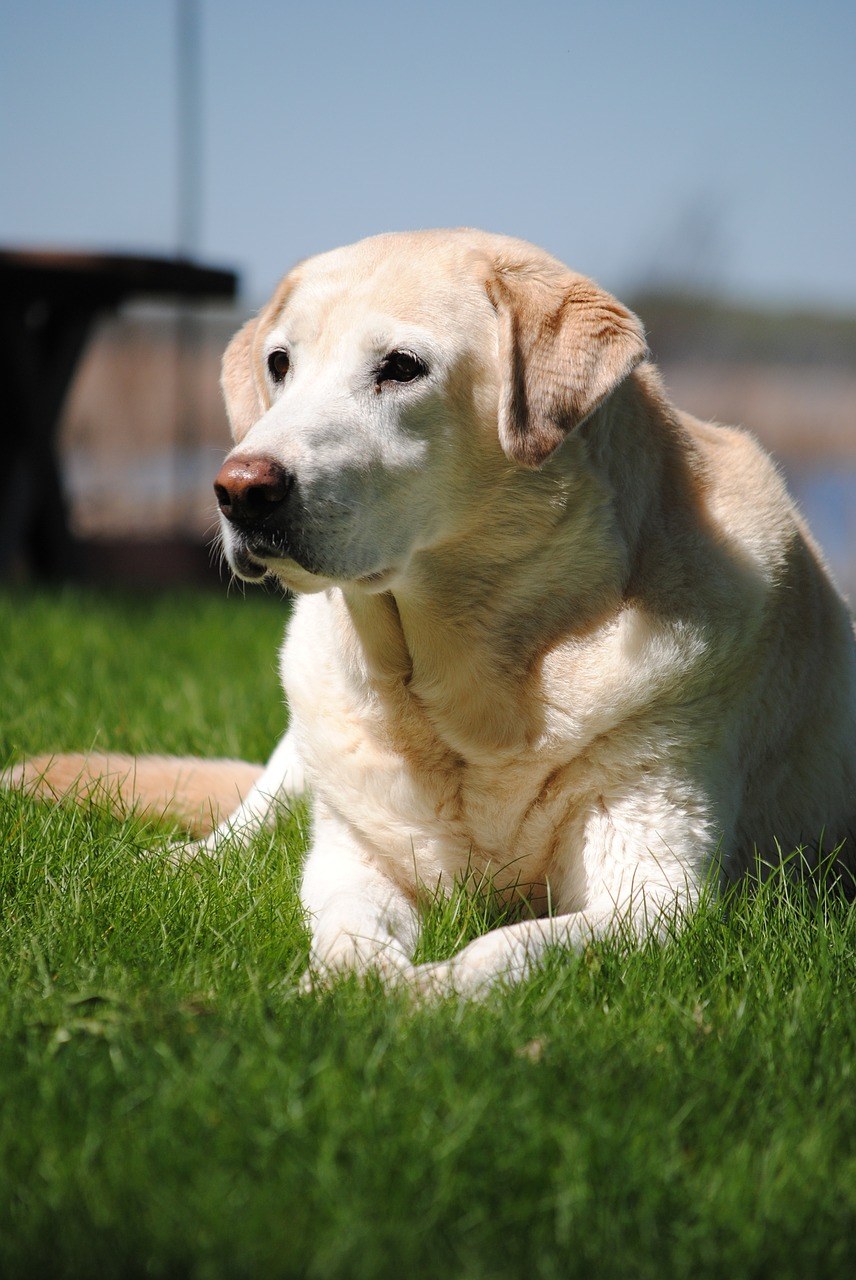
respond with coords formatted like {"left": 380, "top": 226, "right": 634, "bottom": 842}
{"left": 0, "top": 250, "right": 237, "bottom": 579}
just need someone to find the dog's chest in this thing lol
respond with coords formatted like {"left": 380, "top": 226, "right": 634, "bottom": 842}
{"left": 293, "top": 665, "right": 591, "bottom": 907}
{"left": 282, "top": 595, "right": 632, "bottom": 905}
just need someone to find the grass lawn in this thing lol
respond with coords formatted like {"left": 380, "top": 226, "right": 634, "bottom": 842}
{"left": 0, "top": 586, "right": 854, "bottom": 1279}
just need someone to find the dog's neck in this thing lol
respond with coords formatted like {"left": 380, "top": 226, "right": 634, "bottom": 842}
{"left": 338, "top": 509, "right": 623, "bottom": 764}
{"left": 338, "top": 368, "right": 687, "bottom": 763}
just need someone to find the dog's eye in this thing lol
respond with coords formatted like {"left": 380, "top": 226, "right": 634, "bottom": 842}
{"left": 267, "top": 349, "right": 290, "bottom": 383}
{"left": 376, "top": 350, "right": 428, "bottom": 386}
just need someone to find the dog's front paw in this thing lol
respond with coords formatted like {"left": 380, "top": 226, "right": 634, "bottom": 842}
{"left": 299, "top": 935, "right": 414, "bottom": 992}
{"left": 408, "top": 931, "right": 528, "bottom": 1000}
{"left": 407, "top": 957, "right": 495, "bottom": 1000}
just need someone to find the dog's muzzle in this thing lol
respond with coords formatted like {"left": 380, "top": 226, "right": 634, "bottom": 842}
{"left": 214, "top": 454, "right": 299, "bottom": 576}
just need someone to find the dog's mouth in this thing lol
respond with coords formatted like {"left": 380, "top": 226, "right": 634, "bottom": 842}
{"left": 226, "top": 528, "right": 332, "bottom": 589}
{"left": 225, "top": 526, "right": 398, "bottom": 593}
{"left": 230, "top": 542, "right": 269, "bottom": 581}
{"left": 354, "top": 567, "right": 396, "bottom": 591}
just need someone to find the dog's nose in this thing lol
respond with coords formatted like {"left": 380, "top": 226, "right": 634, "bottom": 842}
{"left": 214, "top": 455, "right": 293, "bottom": 524}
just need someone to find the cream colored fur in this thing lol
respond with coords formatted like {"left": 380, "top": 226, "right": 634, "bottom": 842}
{"left": 4, "top": 753, "right": 263, "bottom": 839}
{"left": 8, "top": 230, "right": 856, "bottom": 996}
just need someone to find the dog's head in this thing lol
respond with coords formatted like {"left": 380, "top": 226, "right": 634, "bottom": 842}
{"left": 216, "top": 230, "right": 647, "bottom": 591}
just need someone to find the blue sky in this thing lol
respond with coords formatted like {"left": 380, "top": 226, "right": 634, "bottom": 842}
{"left": 2, "top": 0, "right": 855, "bottom": 307}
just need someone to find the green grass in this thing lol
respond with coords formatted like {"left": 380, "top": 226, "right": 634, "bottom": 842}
{"left": 1, "top": 587, "right": 854, "bottom": 1279}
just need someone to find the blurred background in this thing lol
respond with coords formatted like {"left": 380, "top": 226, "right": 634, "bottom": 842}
{"left": 1, "top": 0, "right": 854, "bottom": 593}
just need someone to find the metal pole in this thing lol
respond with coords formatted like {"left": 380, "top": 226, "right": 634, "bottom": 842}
{"left": 175, "top": 0, "right": 202, "bottom": 536}
{"left": 176, "top": 0, "right": 202, "bottom": 259}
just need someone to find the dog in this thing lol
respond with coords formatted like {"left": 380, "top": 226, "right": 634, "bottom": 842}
{"left": 9, "top": 230, "right": 856, "bottom": 995}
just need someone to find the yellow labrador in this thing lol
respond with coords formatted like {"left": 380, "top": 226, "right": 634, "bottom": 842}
{"left": 10, "top": 231, "right": 856, "bottom": 995}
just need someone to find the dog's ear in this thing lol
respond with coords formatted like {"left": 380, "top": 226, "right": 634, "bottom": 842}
{"left": 487, "top": 262, "right": 648, "bottom": 468}
{"left": 221, "top": 317, "right": 263, "bottom": 442}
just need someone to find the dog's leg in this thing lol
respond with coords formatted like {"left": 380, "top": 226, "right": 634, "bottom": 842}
{"left": 408, "top": 792, "right": 713, "bottom": 997}
{"left": 169, "top": 727, "right": 305, "bottom": 862}
{"left": 300, "top": 804, "right": 420, "bottom": 983}
{"left": 404, "top": 895, "right": 679, "bottom": 998}
{"left": 407, "top": 914, "right": 586, "bottom": 998}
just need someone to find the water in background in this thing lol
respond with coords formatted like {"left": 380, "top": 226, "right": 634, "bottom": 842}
{"left": 787, "top": 466, "right": 856, "bottom": 602}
